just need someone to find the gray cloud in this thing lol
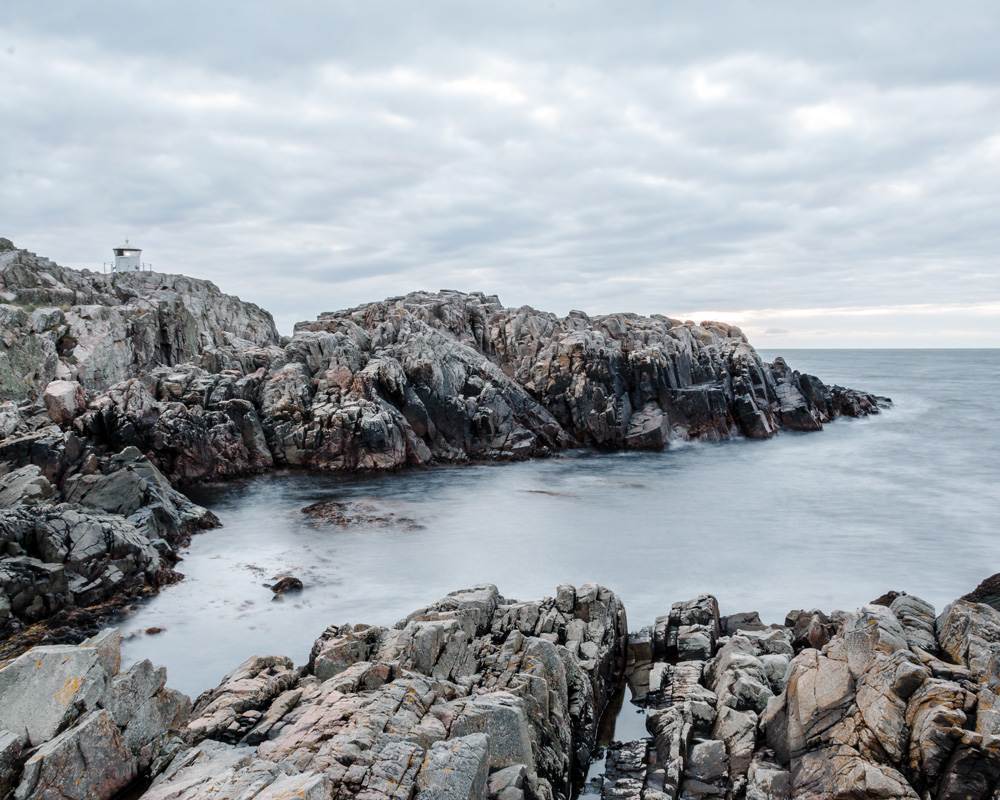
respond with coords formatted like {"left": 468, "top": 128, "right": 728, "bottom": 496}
{"left": 1, "top": 1, "right": 998, "bottom": 345}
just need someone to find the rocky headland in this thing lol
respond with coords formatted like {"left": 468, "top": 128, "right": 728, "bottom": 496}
{"left": 0, "top": 237, "right": 991, "bottom": 798}
{"left": 2, "top": 578, "right": 1000, "bottom": 800}
{"left": 0, "top": 238, "right": 888, "bottom": 648}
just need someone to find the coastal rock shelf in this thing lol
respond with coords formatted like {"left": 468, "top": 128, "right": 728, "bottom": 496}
{"left": 2, "top": 580, "right": 999, "bottom": 800}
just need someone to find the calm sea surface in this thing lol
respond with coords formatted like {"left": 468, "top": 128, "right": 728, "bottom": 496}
{"left": 121, "top": 350, "right": 1000, "bottom": 698}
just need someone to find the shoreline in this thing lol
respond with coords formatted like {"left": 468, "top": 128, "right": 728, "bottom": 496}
{"left": 3, "top": 577, "right": 999, "bottom": 800}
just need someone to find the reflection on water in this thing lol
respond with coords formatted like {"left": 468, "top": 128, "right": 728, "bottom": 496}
{"left": 576, "top": 681, "right": 650, "bottom": 798}
{"left": 121, "top": 350, "right": 1000, "bottom": 698}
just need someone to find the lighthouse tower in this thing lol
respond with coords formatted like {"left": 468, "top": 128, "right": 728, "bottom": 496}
{"left": 112, "top": 240, "right": 142, "bottom": 272}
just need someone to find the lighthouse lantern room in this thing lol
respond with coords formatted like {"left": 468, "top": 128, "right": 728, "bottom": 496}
{"left": 112, "top": 240, "right": 142, "bottom": 272}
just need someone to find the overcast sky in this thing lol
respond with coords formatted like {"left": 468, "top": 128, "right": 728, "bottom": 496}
{"left": 1, "top": 1, "right": 998, "bottom": 345}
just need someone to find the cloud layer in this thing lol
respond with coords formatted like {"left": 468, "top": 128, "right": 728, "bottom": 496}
{"left": 2, "top": 1, "right": 998, "bottom": 345}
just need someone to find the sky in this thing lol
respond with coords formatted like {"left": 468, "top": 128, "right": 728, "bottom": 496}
{"left": 1, "top": 1, "right": 998, "bottom": 346}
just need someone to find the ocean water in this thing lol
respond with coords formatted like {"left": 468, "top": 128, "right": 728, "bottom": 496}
{"left": 120, "top": 349, "right": 1000, "bottom": 698}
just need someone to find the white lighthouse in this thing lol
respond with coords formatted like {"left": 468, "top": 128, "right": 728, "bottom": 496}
{"left": 112, "top": 240, "right": 142, "bottom": 272}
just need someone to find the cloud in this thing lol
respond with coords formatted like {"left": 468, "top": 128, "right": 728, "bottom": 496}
{"left": 0, "top": 1, "right": 998, "bottom": 346}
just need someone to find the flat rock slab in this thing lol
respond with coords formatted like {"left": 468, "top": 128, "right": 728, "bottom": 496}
{"left": 0, "top": 644, "right": 108, "bottom": 746}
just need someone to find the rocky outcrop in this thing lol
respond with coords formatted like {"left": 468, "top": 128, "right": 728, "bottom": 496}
{"left": 4, "top": 579, "right": 1000, "bottom": 800}
{"left": 2, "top": 240, "right": 886, "bottom": 483}
{"left": 173, "top": 583, "right": 627, "bottom": 800}
{"left": 272, "top": 292, "right": 884, "bottom": 469}
{"left": 601, "top": 585, "right": 1000, "bottom": 800}
{"left": 60, "top": 291, "right": 887, "bottom": 483}
{"left": 0, "top": 628, "right": 189, "bottom": 800}
{"left": 3, "top": 584, "right": 626, "bottom": 800}
{"left": 0, "top": 240, "right": 887, "bottom": 660}
{"left": 0, "top": 238, "right": 279, "bottom": 401}
{"left": 0, "top": 447, "right": 216, "bottom": 653}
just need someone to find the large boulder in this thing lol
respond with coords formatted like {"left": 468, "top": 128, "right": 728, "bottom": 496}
{"left": 42, "top": 380, "right": 85, "bottom": 426}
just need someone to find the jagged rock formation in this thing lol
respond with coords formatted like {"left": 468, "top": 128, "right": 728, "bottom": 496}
{"left": 1, "top": 239, "right": 886, "bottom": 480}
{"left": 59, "top": 290, "right": 884, "bottom": 482}
{"left": 601, "top": 588, "right": 1000, "bottom": 800}
{"left": 0, "top": 238, "right": 279, "bottom": 401}
{"left": 166, "top": 584, "right": 626, "bottom": 800}
{"left": 0, "top": 584, "right": 627, "bottom": 800}
{"left": 3, "top": 579, "right": 1000, "bottom": 800}
{"left": 0, "top": 448, "right": 215, "bottom": 652}
{"left": 0, "top": 239, "right": 886, "bottom": 653}
{"left": 0, "top": 628, "right": 189, "bottom": 800}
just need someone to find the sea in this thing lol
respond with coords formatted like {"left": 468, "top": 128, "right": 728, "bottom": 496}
{"left": 119, "top": 349, "right": 1000, "bottom": 699}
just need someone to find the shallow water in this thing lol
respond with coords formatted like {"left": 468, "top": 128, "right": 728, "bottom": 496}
{"left": 121, "top": 349, "right": 1000, "bottom": 698}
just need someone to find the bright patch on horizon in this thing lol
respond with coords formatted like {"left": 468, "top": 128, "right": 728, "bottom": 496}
{"left": 683, "top": 302, "right": 1000, "bottom": 323}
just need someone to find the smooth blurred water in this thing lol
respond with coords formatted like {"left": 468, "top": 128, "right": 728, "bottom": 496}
{"left": 120, "top": 350, "right": 1000, "bottom": 698}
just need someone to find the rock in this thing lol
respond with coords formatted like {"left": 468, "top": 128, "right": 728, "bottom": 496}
{"left": 14, "top": 710, "right": 136, "bottom": 800}
{"left": 843, "top": 604, "right": 908, "bottom": 677}
{"left": 178, "top": 584, "right": 625, "bottom": 800}
{"left": 745, "top": 750, "right": 790, "bottom": 800}
{"left": 450, "top": 693, "right": 535, "bottom": 771}
{"left": 685, "top": 738, "right": 728, "bottom": 784}
{"left": 723, "top": 612, "right": 765, "bottom": 635}
{"left": 270, "top": 576, "right": 304, "bottom": 595}
{"left": 302, "top": 499, "right": 422, "bottom": 529}
{"left": 936, "top": 600, "right": 1000, "bottom": 681}
{"left": 962, "top": 572, "right": 1000, "bottom": 612}
{"left": 110, "top": 659, "right": 167, "bottom": 726}
{"left": 0, "top": 465, "right": 53, "bottom": 508}
{"left": 0, "top": 631, "right": 188, "bottom": 800}
{"left": 784, "top": 609, "right": 837, "bottom": 652}
{"left": 0, "top": 729, "right": 24, "bottom": 798}
{"left": 416, "top": 734, "right": 491, "bottom": 800}
{"left": 0, "top": 644, "right": 109, "bottom": 746}
{"left": 0, "top": 244, "right": 279, "bottom": 402}
{"left": 42, "top": 380, "right": 85, "bottom": 425}
{"left": 143, "top": 739, "right": 329, "bottom": 800}
{"left": 889, "top": 594, "right": 938, "bottom": 653}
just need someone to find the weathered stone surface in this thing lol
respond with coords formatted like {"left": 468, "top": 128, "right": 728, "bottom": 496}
{"left": 598, "top": 573, "right": 1000, "bottom": 800}
{"left": 176, "top": 584, "right": 625, "bottom": 800}
{"left": 9, "top": 580, "right": 1000, "bottom": 800}
{"left": 42, "top": 380, "right": 85, "bottom": 426}
{"left": 0, "top": 444, "right": 217, "bottom": 644}
{"left": 937, "top": 600, "right": 1000, "bottom": 681}
{"left": 889, "top": 594, "right": 938, "bottom": 653}
{"left": 962, "top": 571, "right": 1000, "bottom": 612}
{"left": 0, "top": 242, "right": 279, "bottom": 402}
{"left": 143, "top": 739, "right": 329, "bottom": 800}
{"left": 0, "top": 729, "right": 24, "bottom": 798}
{"left": 416, "top": 734, "right": 491, "bottom": 800}
{"left": 0, "top": 629, "right": 188, "bottom": 800}
{"left": 0, "top": 644, "right": 109, "bottom": 746}
{"left": 14, "top": 710, "right": 136, "bottom": 800}
{"left": 0, "top": 465, "right": 53, "bottom": 508}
